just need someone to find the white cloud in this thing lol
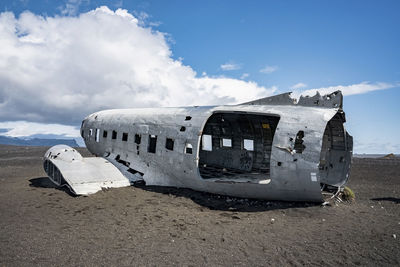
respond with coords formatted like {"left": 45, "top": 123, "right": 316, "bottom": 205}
{"left": 260, "top": 65, "right": 278, "bottom": 74}
{"left": 0, "top": 7, "right": 275, "bottom": 125}
{"left": 291, "top": 82, "right": 307, "bottom": 89}
{"left": 60, "top": 0, "right": 84, "bottom": 16}
{"left": 240, "top": 73, "right": 249, "bottom": 79}
{"left": 132, "top": 10, "right": 162, "bottom": 27}
{"left": 220, "top": 62, "right": 241, "bottom": 71}
{"left": 294, "top": 81, "right": 399, "bottom": 98}
{"left": 0, "top": 121, "right": 80, "bottom": 138}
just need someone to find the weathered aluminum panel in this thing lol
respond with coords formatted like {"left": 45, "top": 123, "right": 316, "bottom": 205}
{"left": 79, "top": 92, "right": 350, "bottom": 201}
{"left": 43, "top": 145, "right": 131, "bottom": 195}
{"left": 44, "top": 91, "right": 352, "bottom": 201}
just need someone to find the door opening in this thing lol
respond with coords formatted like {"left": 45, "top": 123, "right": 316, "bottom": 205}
{"left": 199, "top": 112, "right": 280, "bottom": 183}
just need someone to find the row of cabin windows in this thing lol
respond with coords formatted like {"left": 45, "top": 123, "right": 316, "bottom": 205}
{"left": 84, "top": 129, "right": 251, "bottom": 153}
{"left": 88, "top": 128, "right": 193, "bottom": 154}
{"left": 147, "top": 135, "right": 194, "bottom": 153}
{"left": 201, "top": 134, "right": 254, "bottom": 151}
{"left": 101, "top": 130, "right": 130, "bottom": 142}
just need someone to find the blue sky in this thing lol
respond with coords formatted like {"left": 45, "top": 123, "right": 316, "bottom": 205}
{"left": 0, "top": 0, "right": 399, "bottom": 153}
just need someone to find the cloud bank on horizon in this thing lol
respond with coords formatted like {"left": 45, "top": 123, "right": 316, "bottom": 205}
{"left": 0, "top": 6, "right": 396, "bottom": 129}
{"left": 0, "top": 121, "right": 79, "bottom": 138}
{"left": 0, "top": 6, "right": 275, "bottom": 125}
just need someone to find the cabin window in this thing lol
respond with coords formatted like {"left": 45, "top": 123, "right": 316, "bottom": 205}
{"left": 185, "top": 143, "right": 193, "bottom": 154}
{"left": 135, "top": 134, "right": 141, "bottom": 144}
{"left": 202, "top": 135, "right": 212, "bottom": 151}
{"left": 222, "top": 138, "right": 232, "bottom": 147}
{"left": 112, "top": 130, "right": 117, "bottom": 140}
{"left": 243, "top": 139, "right": 254, "bottom": 151}
{"left": 89, "top": 129, "right": 93, "bottom": 136}
{"left": 165, "top": 138, "right": 174, "bottom": 151}
{"left": 148, "top": 135, "right": 157, "bottom": 153}
{"left": 103, "top": 130, "right": 108, "bottom": 138}
{"left": 81, "top": 130, "right": 84, "bottom": 138}
{"left": 122, "top": 132, "right": 128, "bottom": 141}
{"left": 185, "top": 116, "right": 192, "bottom": 121}
{"left": 95, "top": 129, "right": 100, "bottom": 142}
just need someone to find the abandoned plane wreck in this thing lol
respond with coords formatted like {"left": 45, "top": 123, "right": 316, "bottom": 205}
{"left": 43, "top": 90, "right": 353, "bottom": 202}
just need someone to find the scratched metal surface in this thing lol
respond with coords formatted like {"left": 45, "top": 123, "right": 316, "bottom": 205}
{"left": 78, "top": 91, "right": 352, "bottom": 201}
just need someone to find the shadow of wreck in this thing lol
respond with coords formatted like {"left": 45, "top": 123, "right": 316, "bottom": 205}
{"left": 28, "top": 177, "right": 321, "bottom": 211}
{"left": 29, "top": 177, "right": 77, "bottom": 197}
{"left": 136, "top": 184, "right": 319, "bottom": 212}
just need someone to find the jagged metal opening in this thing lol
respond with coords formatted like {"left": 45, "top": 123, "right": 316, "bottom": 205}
{"left": 43, "top": 159, "right": 65, "bottom": 186}
{"left": 319, "top": 112, "right": 353, "bottom": 187}
{"left": 199, "top": 112, "right": 280, "bottom": 183}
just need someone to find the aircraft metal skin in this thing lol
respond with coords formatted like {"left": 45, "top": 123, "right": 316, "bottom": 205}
{"left": 43, "top": 91, "right": 353, "bottom": 202}
{"left": 43, "top": 145, "right": 132, "bottom": 195}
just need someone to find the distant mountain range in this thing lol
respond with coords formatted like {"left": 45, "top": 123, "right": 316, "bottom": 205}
{"left": 353, "top": 153, "right": 399, "bottom": 158}
{"left": 0, "top": 135, "right": 78, "bottom": 147}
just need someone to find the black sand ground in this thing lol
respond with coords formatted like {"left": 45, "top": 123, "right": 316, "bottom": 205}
{"left": 0, "top": 145, "right": 399, "bottom": 266}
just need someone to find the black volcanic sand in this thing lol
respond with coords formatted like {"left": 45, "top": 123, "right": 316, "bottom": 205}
{"left": 0, "top": 145, "right": 399, "bottom": 266}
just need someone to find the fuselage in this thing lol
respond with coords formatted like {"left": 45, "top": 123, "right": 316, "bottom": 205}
{"left": 81, "top": 102, "right": 352, "bottom": 202}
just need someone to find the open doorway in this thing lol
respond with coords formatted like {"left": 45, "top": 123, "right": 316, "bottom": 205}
{"left": 199, "top": 112, "right": 280, "bottom": 183}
